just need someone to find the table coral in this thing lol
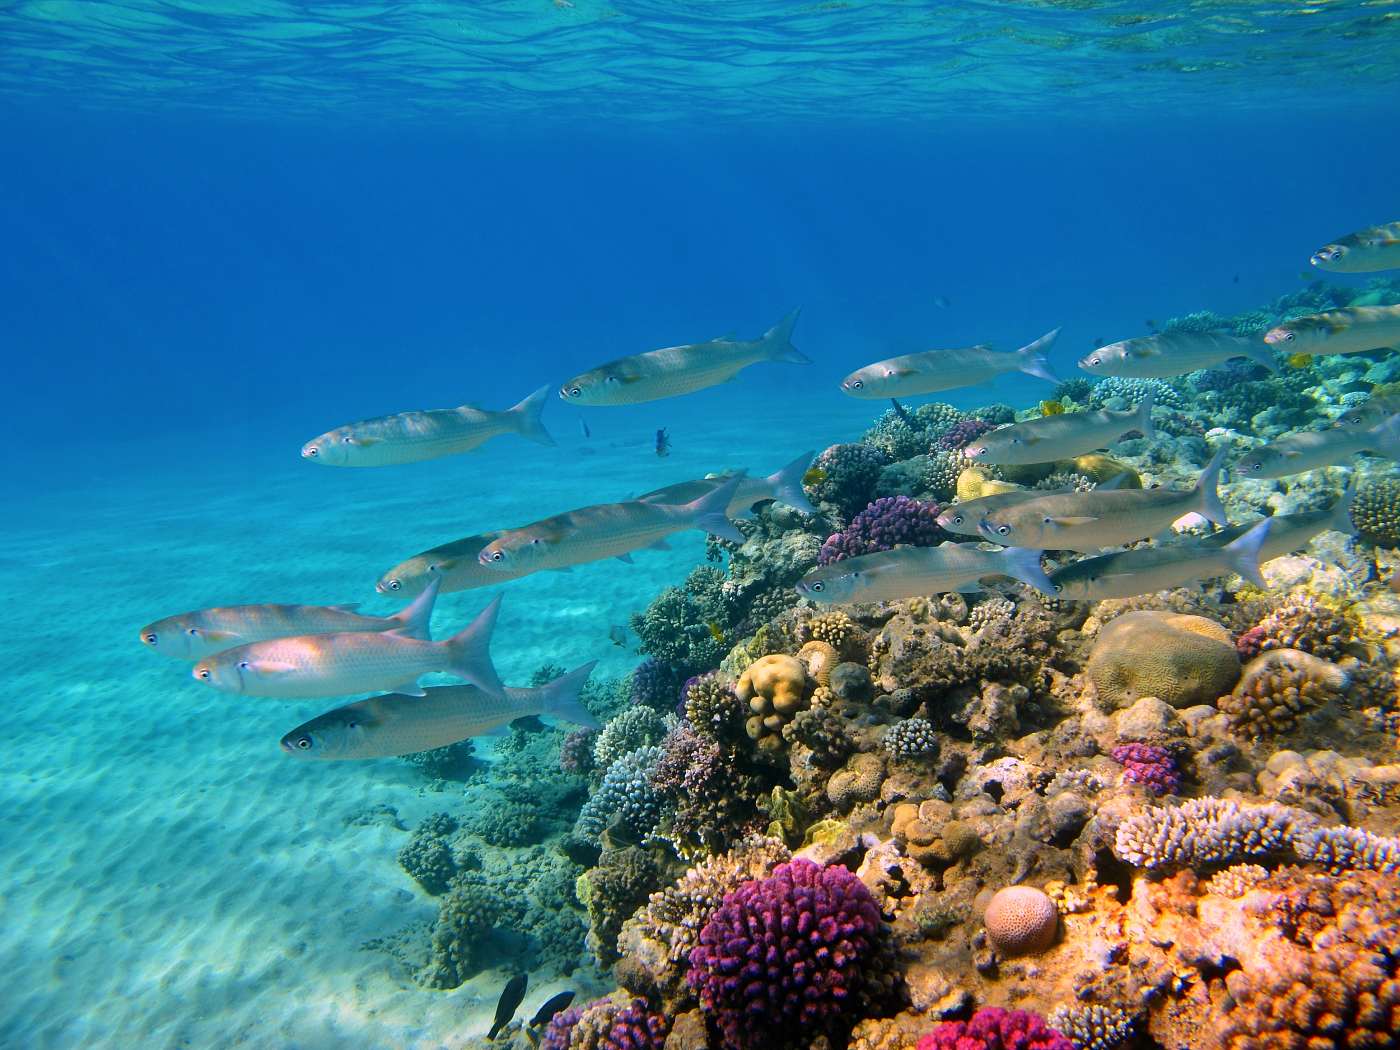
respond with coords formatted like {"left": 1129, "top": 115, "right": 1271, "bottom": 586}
{"left": 1086, "top": 611, "right": 1241, "bottom": 709}
{"left": 687, "top": 859, "right": 886, "bottom": 1050}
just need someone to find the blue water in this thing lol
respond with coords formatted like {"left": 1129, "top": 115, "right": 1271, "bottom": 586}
{"left": 3, "top": 2, "right": 1399, "bottom": 1047}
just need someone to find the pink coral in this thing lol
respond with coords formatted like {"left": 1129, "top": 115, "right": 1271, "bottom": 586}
{"left": 916, "top": 1008, "right": 1073, "bottom": 1050}
{"left": 1111, "top": 743, "right": 1181, "bottom": 796}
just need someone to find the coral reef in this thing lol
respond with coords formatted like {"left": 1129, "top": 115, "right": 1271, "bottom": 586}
{"left": 736, "top": 653, "right": 812, "bottom": 753}
{"left": 1086, "top": 611, "right": 1240, "bottom": 709}
{"left": 818, "top": 495, "right": 947, "bottom": 566}
{"left": 1216, "top": 648, "right": 1349, "bottom": 740}
{"left": 808, "top": 443, "right": 890, "bottom": 518}
{"left": 1110, "top": 743, "right": 1181, "bottom": 796}
{"left": 916, "top": 1009, "right": 1073, "bottom": 1050}
{"left": 575, "top": 746, "right": 666, "bottom": 845}
{"left": 982, "top": 886, "right": 1058, "bottom": 956}
{"left": 1353, "top": 476, "right": 1400, "bottom": 547}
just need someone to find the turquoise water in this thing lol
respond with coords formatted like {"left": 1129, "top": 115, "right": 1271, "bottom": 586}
{"left": 3, "top": 3, "right": 1400, "bottom": 1049}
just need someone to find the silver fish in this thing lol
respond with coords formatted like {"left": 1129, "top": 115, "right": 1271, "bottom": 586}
{"left": 1201, "top": 486, "right": 1355, "bottom": 562}
{"left": 559, "top": 311, "right": 807, "bottom": 406}
{"left": 1333, "top": 393, "right": 1400, "bottom": 430}
{"left": 1264, "top": 305, "right": 1400, "bottom": 357}
{"left": 976, "top": 448, "right": 1228, "bottom": 552}
{"left": 140, "top": 600, "right": 421, "bottom": 660}
{"left": 301, "top": 386, "right": 554, "bottom": 467}
{"left": 964, "top": 393, "right": 1155, "bottom": 466}
{"left": 376, "top": 530, "right": 531, "bottom": 598}
{"left": 1233, "top": 414, "right": 1400, "bottom": 480}
{"left": 936, "top": 489, "right": 1057, "bottom": 537}
{"left": 477, "top": 475, "right": 744, "bottom": 575}
{"left": 192, "top": 580, "right": 505, "bottom": 700}
{"left": 1078, "top": 331, "right": 1276, "bottom": 379}
{"left": 1311, "top": 220, "right": 1400, "bottom": 274}
{"left": 637, "top": 451, "right": 816, "bottom": 517}
{"left": 794, "top": 543, "right": 1055, "bottom": 604}
{"left": 840, "top": 328, "right": 1059, "bottom": 399}
{"left": 1049, "top": 518, "right": 1271, "bottom": 600}
{"left": 280, "top": 662, "right": 597, "bottom": 760}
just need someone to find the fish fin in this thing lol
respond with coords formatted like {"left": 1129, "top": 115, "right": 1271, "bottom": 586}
{"left": 328, "top": 603, "right": 362, "bottom": 613}
{"left": 1241, "top": 342, "right": 1280, "bottom": 373}
{"left": 508, "top": 385, "right": 556, "bottom": 447}
{"left": 763, "top": 308, "right": 809, "bottom": 364}
{"left": 646, "top": 538, "right": 672, "bottom": 551}
{"left": 387, "top": 575, "right": 440, "bottom": 640}
{"left": 1016, "top": 327, "right": 1061, "bottom": 383}
{"left": 198, "top": 629, "right": 240, "bottom": 644}
{"left": 537, "top": 660, "right": 600, "bottom": 729}
{"left": 252, "top": 660, "right": 299, "bottom": 674}
{"left": 481, "top": 722, "right": 514, "bottom": 737}
{"left": 1194, "top": 446, "right": 1230, "bottom": 527}
{"left": 711, "top": 331, "right": 738, "bottom": 342}
{"left": 390, "top": 679, "right": 428, "bottom": 697}
{"left": 1363, "top": 411, "right": 1400, "bottom": 460}
{"left": 615, "top": 553, "right": 635, "bottom": 563}
{"left": 683, "top": 472, "right": 747, "bottom": 543}
{"left": 1326, "top": 480, "right": 1358, "bottom": 535}
{"left": 1125, "top": 344, "right": 1156, "bottom": 359}
{"left": 443, "top": 594, "right": 505, "bottom": 699}
{"left": 1000, "top": 547, "right": 1057, "bottom": 597}
{"left": 956, "top": 582, "right": 985, "bottom": 594}
{"left": 767, "top": 449, "right": 818, "bottom": 514}
{"left": 1135, "top": 388, "right": 1157, "bottom": 442}
{"left": 618, "top": 375, "right": 645, "bottom": 384}
{"left": 1222, "top": 517, "right": 1272, "bottom": 588}
{"left": 1048, "top": 515, "right": 1099, "bottom": 527}
{"left": 1097, "top": 472, "right": 1130, "bottom": 491}
{"left": 547, "top": 566, "right": 575, "bottom": 573}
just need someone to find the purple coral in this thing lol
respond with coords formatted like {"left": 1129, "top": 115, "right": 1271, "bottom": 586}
{"left": 540, "top": 998, "right": 667, "bottom": 1050}
{"left": 560, "top": 728, "right": 597, "bottom": 776}
{"left": 687, "top": 858, "right": 884, "bottom": 1050}
{"left": 916, "top": 1008, "right": 1074, "bottom": 1050}
{"left": 1236, "top": 623, "right": 1268, "bottom": 660}
{"left": 540, "top": 1004, "right": 585, "bottom": 1050}
{"left": 807, "top": 443, "right": 889, "bottom": 517}
{"left": 818, "top": 495, "right": 946, "bottom": 565}
{"left": 1111, "top": 743, "right": 1181, "bottom": 796}
{"left": 935, "top": 417, "right": 993, "bottom": 451}
{"left": 630, "top": 657, "right": 683, "bottom": 711}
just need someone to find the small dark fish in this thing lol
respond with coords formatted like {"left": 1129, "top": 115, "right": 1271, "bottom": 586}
{"left": 579, "top": 416, "right": 591, "bottom": 439}
{"left": 889, "top": 398, "right": 914, "bottom": 426}
{"left": 529, "top": 990, "right": 577, "bottom": 1029}
{"left": 933, "top": 295, "right": 951, "bottom": 309}
{"left": 654, "top": 427, "right": 671, "bottom": 457}
{"left": 489, "top": 973, "right": 528, "bottom": 1040}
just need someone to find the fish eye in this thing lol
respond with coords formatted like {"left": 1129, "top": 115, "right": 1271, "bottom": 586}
{"left": 238, "top": 660, "right": 250, "bottom": 670}
{"left": 143, "top": 633, "right": 157, "bottom": 645}
{"left": 952, "top": 514, "right": 963, "bottom": 525}
{"left": 1250, "top": 461, "right": 1262, "bottom": 471}
{"left": 295, "top": 736, "right": 312, "bottom": 750}
{"left": 810, "top": 581, "right": 824, "bottom": 592}
{"left": 1054, "top": 584, "right": 1063, "bottom": 593}
{"left": 197, "top": 668, "right": 211, "bottom": 679}
{"left": 305, "top": 446, "right": 319, "bottom": 456}
{"left": 570, "top": 386, "right": 581, "bottom": 397}
{"left": 997, "top": 525, "right": 1011, "bottom": 536}
{"left": 490, "top": 551, "right": 505, "bottom": 561}
{"left": 387, "top": 579, "right": 401, "bottom": 590}
{"left": 851, "top": 379, "right": 863, "bottom": 389}
{"left": 1284, "top": 332, "right": 1295, "bottom": 342}
{"left": 341, "top": 436, "right": 352, "bottom": 444}
{"left": 1086, "top": 356, "right": 1099, "bottom": 366}
{"left": 186, "top": 627, "right": 199, "bottom": 637}
{"left": 882, "top": 368, "right": 895, "bottom": 378}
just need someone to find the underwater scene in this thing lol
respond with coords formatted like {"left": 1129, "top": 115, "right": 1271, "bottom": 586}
{"left": 5, "top": 2, "right": 1400, "bottom": 1049}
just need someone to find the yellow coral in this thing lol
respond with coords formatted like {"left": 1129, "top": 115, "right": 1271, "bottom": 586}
{"left": 1067, "top": 453, "right": 1141, "bottom": 488}
{"left": 736, "top": 654, "right": 810, "bottom": 751}
{"left": 796, "top": 640, "right": 838, "bottom": 687}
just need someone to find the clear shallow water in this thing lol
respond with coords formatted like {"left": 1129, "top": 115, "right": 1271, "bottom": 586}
{"left": 3, "top": 4, "right": 1400, "bottom": 1049}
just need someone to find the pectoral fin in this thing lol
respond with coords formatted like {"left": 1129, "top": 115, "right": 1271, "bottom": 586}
{"left": 1047, "top": 515, "right": 1099, "bottom": 527}
{"left": 390, "top": 680, "right": 427, "bottom": 697}
{"left": 199, "top": 629, "right": 240, "bottom": 644}
{"left": 253, "top": 660, "right": 299, "bottom": 674}
{"left": 616, "top": 553, "right": 635, "bottom": 564}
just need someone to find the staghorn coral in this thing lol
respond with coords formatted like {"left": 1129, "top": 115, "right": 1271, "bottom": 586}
{"left": 1353, "top": 476, "right": 1400, "bottom": 547}
{"left": 884, "top": 718, "right": 940, "bottom": 760}
{"left": 818, "top": 495, "right": 947, "bottom": 566}
{"left": 1216, "top": 649, "right": 1349, "bottom": 740}
{"left": 917, "top": 1008, "right": 1074, "bottom": 1050}
{"left": 736, "top": 653, "right": 811, "bottom": 753}
{"left": 687, "top": 859, "right": 886, "bottom": 1050}
{"left": 1294, "top": 824, "right": 1400, "bottom": 874}
{"left": 1113, "top": 797, "right": 1312, "bottom": 871}
{"left": 575, "top": 746, "right": 666, "bottom": 846}
{"left": 1110, "top": 743, "right": 1181, "bottom": 796}
{"left": 983, "top": 885, "right": 1059, "bottom": 956}
{"left": 1044, "top": 1006, "right": 1136, "bottom": 1050}
{"left": 1086, "top": 611, "right": 1240, "bottom": 710}
{"left": 594, "top": 706, "right": 669, "bottom": 769}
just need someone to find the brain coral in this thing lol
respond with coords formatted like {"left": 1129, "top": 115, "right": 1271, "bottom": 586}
{"left": 983, "top": 886, "right": 1059, "bottom": 956}
{"left": 916, "top": 1008, "right": 1074, "bottom": 1050}
{"left": 1353, "top": 476, "right": 1400, "bottom": 547}
{"left": 827, "top": 751, "right": 886, "bottom": 811}
{"left": 1216, "top": 648, "right": 1349, "bottom": 739}
{"left": 1086, "top": 611, "right": 1241, "bottom": 709}
{"left": 687, "top": 859, "right": 885, "bottom": 1050}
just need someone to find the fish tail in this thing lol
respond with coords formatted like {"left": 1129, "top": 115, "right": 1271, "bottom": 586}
{"left": 1001, "top": 547, "right": 1057, "bottom": 597}
{"left": 1135, "top": 387, "right": 1157, "bottom": 443}
{"left": 1016, "top": 327, "right": 1061, "bottom": 383}
{"left": 1222, "top": 517, "right": 1272, "bottom": 588}
{"left": 1326, "top": 479, "right": 1357, "bottom": 535}
{"left": 768, "top": 450, "right": 817, "bottom": 514}
{"left": 508, "top": 385, "right": 556, "bottom": 447}
{"left": 763, "top": 308, "right": 810, "bottom": 364}
{"left": 538, "top": 660, "right": 600, "bottom": 729}
{"left": 387, "top": 575, "right": 440, "bottom": 640}
{"left": 443, "top": 594, "right": 505, "bottom": 699}
{"left": 1194, "top": 446, "right": 1230, "bottom": 527}
{"left": 683, "top": 472, "right": 746, "bottom": 543}
{"left": 1364, "top": 410, "right": 1400, "bottom": 460}
{"left": 1243, "top": 340, "right": 1280, "bottom": 373}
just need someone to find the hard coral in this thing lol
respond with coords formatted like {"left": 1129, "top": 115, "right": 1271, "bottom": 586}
{"left": 577, "top": 847, "right": 662, "bottom": 967}
{"left": 1086, "top": 611, "right": 1240, "bottom": 709}
{"left": 595, "top": 706, "right": 669, "bottom": 769}
{"left": 687, "top": 859, "right": 885, "bottom": 1050}
{"left": 1044, "top": 1005, "right": 1136, "bottom": 1050}
{"left": 884, "top": 718, "right": 940, "bottom": 760}
{"left": 1353, "top": 476, "right": 1400, "bottom": 547}
{"left": 916, "top": 1008, "right": 1074, "bottom": 1050}
{"left": 1113, "top": 797, "right": 1313, "bottom": 871}
{"left": 808, "top": 443, "right": 889, "bottom": 518}
{"left": 682, "top": 672, "right": 746, "bottom": 743}
{"left": 936, "top": 417, "right": 994, "bottom": 452}
{"left": 1237, "top": 593, "right": 1354, "bottom": 660}
{"left": 736, "top": 653, "right": 810, "bottom": 753}
{"left": 575, "top": 745, "right": 666, "bottom": 845}
{"left": 818, "top": 495, "right": 947, "bottom": 566}
{"left": 983, "top": 886, "right": 1059, "bottom": 956}
{"left": 1216, "top": 649, "right": 1349, "bottom": 740}
{"left": 1110, "top": 743, "right": 1181, "bottom": 796}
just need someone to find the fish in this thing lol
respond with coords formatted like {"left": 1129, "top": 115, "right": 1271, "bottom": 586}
{"left": 795, "top": 543, "right": 1055, "bottom": 604}
{"left": 281, "top": 664, "right": 597, "bottom": 760}
{"left": 1039, "top": 400, "right": 1065, "bottom": 416}
{"left": 933, "top": 295, "right": 952, "bottom": 309}
{"left": 802, "top": 466, "right": 828, "bottom": 487}
{"left": 301, "top": 386, "right": 554, "bottom": 467}
{"left": 529, "top": 991, "right": 577, "bottom": 1029}
{"left": 1078, "top": 332, "right": 1276, "bottom": 379}
{"left": 139, "top": 600, "right": 424, "bottom": 661}
{"left": 487, "top": 973, "right": 529, "bottom": 1041}
{"left": 1264, "top": 305, "right": 1400, "bottom": 358}
{"left": 1048, "top": 518, "right": 1272, "bottom": 600}
{"left": 608, "top": 625, "right": 629, "bottom": 648}
{"left": 840, "top": 328, "right": 1060, "bottom": 399}
{"left": 975, "top": 448, "right": 1229, "bottom": 552}
{"left": 1201, "top": 485, "right": 1355, "bottom": 562}
{"left": 655, "top": 428, "right": 671, "bottom": 457}
{"left": 964, "top": 392, "right": 1155, "bottom": 466}
{"left": 558, "top": 311, "right": 808, "bottom": 406}
{"left": 935, "top": 474, "right": 1133, "bottom": 537}
{"left": 579, "top": 416, "right": 591, "bottom": 439}
{"left": 1334, "top": 393, "right": 1400, "bottom": 430}
{"left": 1310, "top": 220, "right": 1400, "bottom": 273}
{"left": 637, "top": 451, "right": 817, "bottom": 517}
{"left": 192, "top": 580, "right": 506, "bottom": 700}
{"left": 705, "top": 621, "right": 726, "bottom": 643}
{"left": 477, "top": 474, "right": 745, "bottom": 574}
{"left": 376, "top": 530, "right": 532, "bottom": 598}
{"left": 1232, "top": 413, "right": 1400, "bottom": 480}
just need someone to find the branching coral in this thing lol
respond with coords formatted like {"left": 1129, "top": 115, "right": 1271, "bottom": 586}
{"left": 1113, "top": 797, "right": 1313, "bottom": 871}
{"left": 575, "top": 746, "right": 667, "bottom": 846}
{"left": 682, "top": 672, "right": 747, "bottom": 743}
{"left": 595, "top": 706, "right": 669, "bottom": 769}
{"left": 1216, "top": 649, "right": 1349, "bottom": 739}
{"left": 1110, "top": 743, "right": 1181, "bottom": 796}
{"left": 649, "top": 724, "right": 766, "bottom": 854}
{"left": 577, "top": 847, "right": 663, "bottom": 967}
{"left": 818, "top": 495, "right": 947, "bottom": 565}
{"left": 1236, "top": 593, "right": 1354, "bottom": 661}
{"left": 629, "top": 589, "right": 725, "bottom": 679}
{"left": 916, "top": 1008, "right": 1074, "bottom": 1050}
{"left": 1044, "top": 1005, "right": 1136, "bottom": 1050}
{"left": 884, "top": 718, "right": 940, "bottom": 760}
{"left": 808, "top": 443, "right": 890, "bottom": 518}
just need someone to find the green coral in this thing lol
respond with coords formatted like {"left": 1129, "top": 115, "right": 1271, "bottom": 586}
{"left": 397, "top": 814, "right": 458, "bottom": 895}
{"left": 577, "top": 846, "right": 664, "bottom": 966}
{"left": 1353, "top": 476, "right": 1400, "bottom": 547}
{"left": 630, "top": 585, "right": 726, "bottom": 675}
{"left": 400, "top": 739, "right": 477, "bottom": 781}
